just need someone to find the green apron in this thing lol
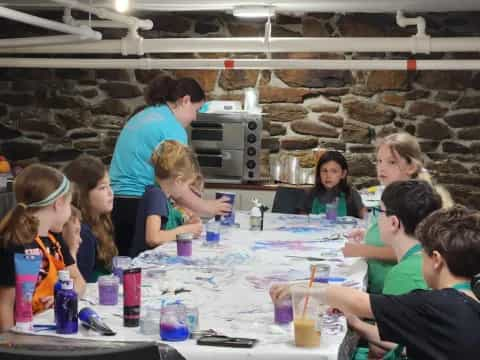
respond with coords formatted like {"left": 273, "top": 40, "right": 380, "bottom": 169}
{"left": 352, "top": 344, "right": 405, "bottom": 360}
{"left": 311, "top": 192, "right": 347, "bottom": 216}
{"left": 365, "top": 215, "right": 395, "bottom": 294}
{"left": 165, "top": 200, "right": 185, "bottom": 230}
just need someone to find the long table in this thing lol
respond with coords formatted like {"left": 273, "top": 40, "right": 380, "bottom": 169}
{"left": 17, "top": 212, "right": 367, "bottom": 360}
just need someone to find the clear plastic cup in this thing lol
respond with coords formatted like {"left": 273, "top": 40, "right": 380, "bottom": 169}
{"left": 291, "top": 284, "right": 327, "bottom": 347}
{"left": 205, "top": 221, "right": 221, "bottom": 245}
{"left": 112, "top": 256, "right": 131, "bottom": 284}
{"left": 311, "top": 263, "right": 331, "bottom": 284}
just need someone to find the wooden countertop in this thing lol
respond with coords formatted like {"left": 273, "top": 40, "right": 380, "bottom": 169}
{"left": 204, "top": 182, "right": 313, "bottom": 191}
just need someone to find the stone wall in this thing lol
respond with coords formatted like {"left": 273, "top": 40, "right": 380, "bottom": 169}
{"left": 0, "top": 11, "right": 480, "bottom": 207}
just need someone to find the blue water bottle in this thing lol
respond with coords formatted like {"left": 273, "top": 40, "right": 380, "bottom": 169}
{"left": 54, "top": 270, "right": 70, "bottom": 322}
{"left": 55, "top": 279, "right": 78, "bottom": 334}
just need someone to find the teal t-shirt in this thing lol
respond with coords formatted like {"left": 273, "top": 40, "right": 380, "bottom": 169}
{"left": 365, "top": 215, "right": 395, "bottom": 294}
{"left": 110, "top": 105, "right": 188, "bottom": 196}
{"left": 382, "top": 245, "right": 427, "bottom": 296}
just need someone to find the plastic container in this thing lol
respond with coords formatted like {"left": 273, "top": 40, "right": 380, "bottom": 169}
{"left": 177, "top": 233, "right": 193, "bottom": 257}
{"left": 160, "top": 303, "right": 190, "bottom": 341}
{"left": 205, "top": 221, "right": 220, "bottom": 245}
{"left": 98, "top": 275, "right": 119, "bottom": 305}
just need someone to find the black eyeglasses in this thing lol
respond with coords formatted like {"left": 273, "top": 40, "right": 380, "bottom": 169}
{"left": 370, "top": 206, "right": 395, "bottom": 217}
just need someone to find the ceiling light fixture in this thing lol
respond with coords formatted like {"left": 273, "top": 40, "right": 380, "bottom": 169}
{"left": 114, "top": 0, "right": 130, "bottom": 13}
{"left": 232, "top": 5, "right": 275, "bottom": 18}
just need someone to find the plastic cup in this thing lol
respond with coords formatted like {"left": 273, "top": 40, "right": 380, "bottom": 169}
{"left": 98, "top": 275, "right": 119, "bottom": 305}
{"left": 160, "top": 303, "right": 189, "bottom": 341}
{"left": 291, "top": 284, "right": 327, "bottom": 348}
{"left": 215, "top": 191, "right": 236, "bottom": 225}
{"left": 273, "top": 297, "right": 293, "bottom": 325}
{"left": 177, "top": 233, "right": 193, "bottom": 257}
{"left": 205, "top": 221, "right": 221, "bottom": 245}
{"left": 311, "top": 264, "right": 331, "bottom": 284}
{"left": 112, "top": 256, "right": 131, "bottom": 284}
{"left": 326, "top": 201, "right": 338, "bottom": 221}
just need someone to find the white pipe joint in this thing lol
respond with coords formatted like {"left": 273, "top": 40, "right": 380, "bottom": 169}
{"left": 396, "top": 10, "right": 427, "bottom": 37}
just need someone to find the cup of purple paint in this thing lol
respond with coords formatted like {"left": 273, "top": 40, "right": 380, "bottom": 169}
{"left": 274, "top": 296, "right": 294, "bottom": 325}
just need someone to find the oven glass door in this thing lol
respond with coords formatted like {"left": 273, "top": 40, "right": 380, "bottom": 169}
{"left": 190, "top": 122, "right": 244, "bottom": 150}
{"left": 195, "top": 150, "right": 243, "bottom": 178}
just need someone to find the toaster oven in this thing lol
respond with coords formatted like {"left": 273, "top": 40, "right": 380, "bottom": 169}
{"left": 189, "top": 112, "right": 263, "bottom": 183}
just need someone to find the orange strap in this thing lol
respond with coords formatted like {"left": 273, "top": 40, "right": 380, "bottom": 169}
{"left": 32, "top": 234, "right": 66, "bottom": 314}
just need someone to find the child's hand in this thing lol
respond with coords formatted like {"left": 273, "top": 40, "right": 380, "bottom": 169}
{"left": 346, "top": 228, "right": 366, "bottom": 243}
{"left": 342, "top": 242, "right": 365, "bottom": 257}
{"left": 269, "top": 283, "right": 291, "bottom": 302}
{"left": 210, "top": 197, "right": 232, "bottom": 215}
{"left": 62, "top": 217, "right": 82, "bottom": 258}
{"left": 39, "top": 296, "right": 54, "bottom": 309}
{"left": 184, "top": 222, "right": 203, "bottom": 238}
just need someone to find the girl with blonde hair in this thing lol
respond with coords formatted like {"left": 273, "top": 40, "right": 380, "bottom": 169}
{"left": 131, "top": 140, "right": 203, "bottom": 257}
{"left": 343, "top": 132, "right": 453, "bottom": 294}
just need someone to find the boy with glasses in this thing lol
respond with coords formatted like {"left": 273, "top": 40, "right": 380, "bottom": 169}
{"left": 271, "top": 203, "right": 480, "bottom": 360}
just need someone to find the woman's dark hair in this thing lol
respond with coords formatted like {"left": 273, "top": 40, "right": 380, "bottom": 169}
{"left": 130, "top": 75, "right": 205, "bottom": 118}
{"left": 146, "top": 75, "right": 205, "bottom": 106}
{"left": 314, "top": 151, "right": 351, "bottom": 196}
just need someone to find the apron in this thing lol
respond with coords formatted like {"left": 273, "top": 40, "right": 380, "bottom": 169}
{"left": 165, "top": 200, "right": 184, "bottom": 230}
{"left": 32, "top": 234, "right": 65, "bottom": 314}
{"left": 311, "top": 192, "right": 347, "bottom": 216}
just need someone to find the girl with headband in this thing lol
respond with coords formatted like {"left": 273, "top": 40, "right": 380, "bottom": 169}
{"left": 0, "top": 164, "right": 86, "bottom": 331}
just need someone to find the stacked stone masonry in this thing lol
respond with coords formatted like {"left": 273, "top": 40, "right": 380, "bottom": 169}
{"left": 0, "top": 11, "right": 480, "bottom": 208}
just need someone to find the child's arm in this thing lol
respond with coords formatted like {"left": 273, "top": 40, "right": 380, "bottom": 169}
{"left": 0, "top": 287, "right": 15, "bottom": 332}
{"left": 66, "top": 264, "right": 86, "bottom": 297}
{"left": 347, "top": 315, "right": 398, "bottom": 351}
{"left": 342, "top": 242, "right": 397, "bottom": 261}
{"left": 175, "top": 188, "right": 231, "bottom": 217}
{"left": 145, "top": 215, "right": 202, "bottom": 247}
{"left": 270, "top": 284, "right": 374, "bottom": 319}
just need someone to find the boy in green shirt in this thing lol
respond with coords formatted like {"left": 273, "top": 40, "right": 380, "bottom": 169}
{"left": 271, "top": 203, "right": 480, "bottom": 360}
{"left": 353, "top": 180, "right": 442, "bottom": 359}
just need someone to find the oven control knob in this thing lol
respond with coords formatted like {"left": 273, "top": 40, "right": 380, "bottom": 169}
{"left": 247, "top": 121, "right": 258, "bottom": 130}
{"left": 247, "top": 160, "right": 256, "bottom": 169}
{"left": 247, "top": 134, "right": 257, "bottom": 143}
{"left": 247, "top": 147, "right": 257, "bottom": 156}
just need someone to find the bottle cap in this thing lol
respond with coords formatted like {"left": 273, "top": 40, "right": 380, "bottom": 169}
{"left": 177, "top": 232, "right": 194, "bottom": 241}
{"left": 250, "top": 206, "right": 261, "bottom": 217}
{"left": 58, "top": 269, "right": 70, "bottom": 281}
{"left": 61, "top": 279, "right": 74, "bottom": 290}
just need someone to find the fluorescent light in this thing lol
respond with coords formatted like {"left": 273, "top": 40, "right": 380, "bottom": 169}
{"left": 115, "top": 0, "right": 130, "bottom": 12}
{"left": 233, "top": 5, "right": 275, "bottom": 18}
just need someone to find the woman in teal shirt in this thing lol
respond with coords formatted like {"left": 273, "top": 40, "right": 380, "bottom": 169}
{"left": 109, "top": 75, "right": 230, "bottom": 256}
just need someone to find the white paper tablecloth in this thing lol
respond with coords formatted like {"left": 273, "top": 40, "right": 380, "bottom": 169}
{"left": 31, "top": 212, "right": 367, "bottom": 360}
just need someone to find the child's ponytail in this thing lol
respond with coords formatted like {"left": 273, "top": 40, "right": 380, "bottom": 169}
{"left": 0, "top": 203, "right": 38, "bottom": 248}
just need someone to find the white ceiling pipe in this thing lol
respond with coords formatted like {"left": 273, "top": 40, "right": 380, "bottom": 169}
{"left": 91, "top": 0, "right": 480, "bottom": 13}
{"left": 55, "top": 0, "right": 153, "bottom": 30}
{"left": 3, "top": 0, "right": 480, "bottom": 13}
{"left": 1, "top": 36, "right": 480, "bottom": 55}
{"left": 0, "top": 6, "right": 101, "bottom": 40}
{"left": 0, "top": 57, "right": 479, "bottom": 70}
{"left": 0, "top": 34, "right": 90, "bottom": 48}
{"left": 396, "top": 11, "right": 426, "bottom": 36}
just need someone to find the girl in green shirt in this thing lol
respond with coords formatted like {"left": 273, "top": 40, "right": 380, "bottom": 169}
{"left": 301, "top": 151, "right": 366, "bottom": 219}
{"left": 343, "top": 132, "right": 453, "bottom": 294}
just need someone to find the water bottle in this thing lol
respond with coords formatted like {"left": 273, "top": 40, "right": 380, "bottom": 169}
{"left": 55, "top": 279, "right": 78, "bottom": 334}
{"left": 54, "top": 270, "right": 70, "bottom": 322}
